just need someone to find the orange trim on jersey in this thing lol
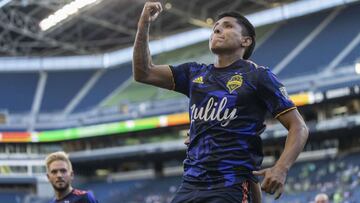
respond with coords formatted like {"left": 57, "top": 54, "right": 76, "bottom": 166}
{"left": 275, "top": 106, "right": 297, "bottom": 119}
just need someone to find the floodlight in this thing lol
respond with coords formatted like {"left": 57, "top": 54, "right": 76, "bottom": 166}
{"left": 40, "top": 0, "right": 100, "bottom": 31}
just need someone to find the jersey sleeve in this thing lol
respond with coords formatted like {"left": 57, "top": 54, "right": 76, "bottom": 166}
{"left": 257, "top": 68, "right": 296, "bottom": 118}
{"left": 85, "top": 191, "right": 99, "bottom": 203}
{"left": 169, "top": 62, "right": 195, "bottom": 97}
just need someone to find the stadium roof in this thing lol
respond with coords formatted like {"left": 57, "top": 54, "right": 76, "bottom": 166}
{"left": 0, "top": 0, "right": 298, "bottom": 57}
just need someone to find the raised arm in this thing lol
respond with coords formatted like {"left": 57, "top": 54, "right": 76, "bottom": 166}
{"left": 133, "top": 1, "right": 174, "bottom": 90}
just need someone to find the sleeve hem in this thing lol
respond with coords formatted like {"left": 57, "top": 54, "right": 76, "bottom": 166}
{"left": 168, "top": 65, "right": 176, "bottom": 91}
{"left": 274, "top": 106, "right": 297, "bottom": 119}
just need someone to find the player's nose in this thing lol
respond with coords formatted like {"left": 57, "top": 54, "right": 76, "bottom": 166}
{"left": 55, "top": 171, "right": 63, "bottom": 177}
{"left": 213, "top": 27, "right": 222, "bottom": 34}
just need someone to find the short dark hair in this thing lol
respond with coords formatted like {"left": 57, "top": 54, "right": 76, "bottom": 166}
{"left": 216, "top": 11, "right": 256, "bottom": 60}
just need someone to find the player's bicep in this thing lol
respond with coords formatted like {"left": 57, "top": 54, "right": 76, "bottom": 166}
{"left": 144, "top": 64, "right": 174, "bottom": 90}
{"left": 277, "top": 109, "right": 304, "bottom": 130}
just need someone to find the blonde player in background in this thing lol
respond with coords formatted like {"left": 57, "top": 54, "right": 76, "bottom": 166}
{"left": 45, "top": 151, "right": 98, "bottom": 203}
{"left": 315, "top": 193, "right": 329, "bottom": 203}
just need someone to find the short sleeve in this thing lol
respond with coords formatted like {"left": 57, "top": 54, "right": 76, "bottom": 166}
{"left": 86, "top": 191, "right": 99, "bottom": 203}
{"left": 169, "top": 62, "right": 194, "bottom": 96}
{"left": 257, "top": 68, "right": 296, "bottom": 118}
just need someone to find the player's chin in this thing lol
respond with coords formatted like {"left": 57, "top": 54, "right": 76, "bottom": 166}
{"left": 210, "top": 46, "right": 228, "bottom": 54}
{"left": 54, "top": 182, "right": 69, "bottom": 191}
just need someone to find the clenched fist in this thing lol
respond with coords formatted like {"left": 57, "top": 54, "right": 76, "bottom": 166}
{"left": 253, "top": 165, "right": 288, "bottom": 200}
{"left": 140, "top": 1, "right": 163, "bottom": 23}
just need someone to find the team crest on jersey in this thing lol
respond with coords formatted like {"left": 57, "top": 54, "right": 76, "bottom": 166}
{"left": 193, "top": 76, "right": 204, "bottom": 84}
{"left": 226, "top": 74, "right": 243, "bottom": 93}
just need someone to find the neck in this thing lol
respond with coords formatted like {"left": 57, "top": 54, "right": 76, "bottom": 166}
{"left": 55, "top": 186, "right": 73, "bottom": 200}
{"left": 214, "top": 50, "right": 244, "bottom": 68}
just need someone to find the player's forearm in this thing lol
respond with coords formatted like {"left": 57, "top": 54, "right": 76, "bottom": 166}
{"left": 275, "top": 124, "right": 308, "bottom": 171}
{"left": 133, "top": 19, "right": 153, "bottom": 82}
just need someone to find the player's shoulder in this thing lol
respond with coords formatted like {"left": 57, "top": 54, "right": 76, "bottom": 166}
{"left": 171, "top": 61, "right": 210, "bottom": 75}
{"left": 245, "top": 59, "right": 269, "bottom": 72}
{"left": 73, "top": 189, "right": 97, "bottom": 202}
{"left": 72, "top": 188, "right": 88, "bottom": 196}
{"left": 72, "top": 188, "right": 94, "bottom": 201}
{"left": 183, "top": 61, "right": 209, "bottom": 70}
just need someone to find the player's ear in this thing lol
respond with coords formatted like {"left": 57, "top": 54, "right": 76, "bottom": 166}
{"left": 71, "top": 171, "right": 74, "bottom": 180}
{"left": 241, "top": 36, "right": 252, "bottom": 48}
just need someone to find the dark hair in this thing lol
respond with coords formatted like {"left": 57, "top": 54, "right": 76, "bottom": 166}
{"left": 216, "top": 11, "right": 256, "bottom": 60}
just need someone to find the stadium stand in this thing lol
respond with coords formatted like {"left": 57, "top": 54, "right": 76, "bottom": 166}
{"left": 0, "top": 2, "right": 358, "bottom": 122}
{"left": 278, "top": 3, "right": 360, "bottom": 78}
{"left": 102, "top": 81, "right": 159, "bottom": 106}
{"left": 27, "top": 151, "right": 359, "bottom": 203}
{"left": 0, "top": 191, "right": 25, "bottom": 203}
{"left": 0, "top": 1, "right": 360, "bottom": 203}
{"left": 73, "top": 64, "right": 132, "bottom": 113}
{"left": 95, "top": 152, "right": 360, "bottom": 203}
{"left": 339, "top": 42, "right": 360, "bottom": 66}
{"left": 252, "top": 11, "right": 329, "bottom": 70}
{"left": 40, "top": 70, "right": 95, "bottom": 112}
{"left": 0, "top": 73, "right": 38, "bottom": 113}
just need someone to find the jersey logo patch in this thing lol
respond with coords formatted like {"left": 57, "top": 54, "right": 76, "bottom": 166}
{"left": 192, "top": 76, "right": 204, "bottom": 84}
{"left": 279, "top": 87, "right": 289, "bottom": 99}
{"left": 226, "top": 74, "right": 243, "bottom": 93}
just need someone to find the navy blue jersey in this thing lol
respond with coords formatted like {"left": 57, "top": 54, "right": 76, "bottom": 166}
{"left": 170, "top": 59, "right": 295, "bottom": 189}
{"left": 50, "top": 189, "right": 98, "bottom": 203}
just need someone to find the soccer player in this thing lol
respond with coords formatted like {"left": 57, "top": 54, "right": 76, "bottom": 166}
{"left": 315, "top": 193, "right": 329, "bottom": 203}
{"left": 133, "top": 1, "right": 309, "bottom": 202}
{"left": 45, "top": 151, "right": 98, "bottom": 203}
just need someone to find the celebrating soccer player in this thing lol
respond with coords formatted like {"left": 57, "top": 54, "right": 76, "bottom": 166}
{"left": 133, "top": 1, "right": 309, "bottom": 202}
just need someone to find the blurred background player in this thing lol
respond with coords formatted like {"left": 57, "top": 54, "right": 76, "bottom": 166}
{"left": 45, "top": 151, "right": 98, "bottom": 203}
{"left": 315, "top": 193, "right": 329, "bottom": 203}
{"left": 133, "top": 1, "right": 309, "bottom": 202}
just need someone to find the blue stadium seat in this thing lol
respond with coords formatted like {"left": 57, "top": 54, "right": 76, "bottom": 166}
{"left": 73, "top": 63, "right": 132, "bottom": 113}
{"left": 0, "top": 191, "right": 25, "bottom": 203}
{"left": 78, "top": 176, "right": 181, "bottom": 203}
{"left": 252, "top": 11, "right": 328, "bottom": 70}
{"left": 40, "top": 70, "right": 95, "bottom": 112}
{"left": 0, "top": 73, "right": 38, "bottom": 113}
{"left": 279, "top": 3, "right": 360, "bottom": 78}
{"left": 316, "top": 80, "right": 359, "bottom": 92}
{"left": 339, "top": 42, "right": 360, "bottom": 66}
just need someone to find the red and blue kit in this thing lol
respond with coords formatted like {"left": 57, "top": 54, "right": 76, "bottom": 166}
{"left": 50, "top": 189, "right": 98, "bottom": 203}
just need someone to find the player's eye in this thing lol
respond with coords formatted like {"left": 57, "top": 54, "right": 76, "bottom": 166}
{"left": 213, "top": 29, "right": 220, "bottom": 34}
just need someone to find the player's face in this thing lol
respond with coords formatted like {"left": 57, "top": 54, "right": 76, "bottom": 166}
{"left": 210, "top": 17, "right": 250, "bottom": 54}
{"left": 47, "top": 160, "right": 73, "bottom": 192}
{"left": 316, "top": 199, "right": 328, "bottom": 203}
